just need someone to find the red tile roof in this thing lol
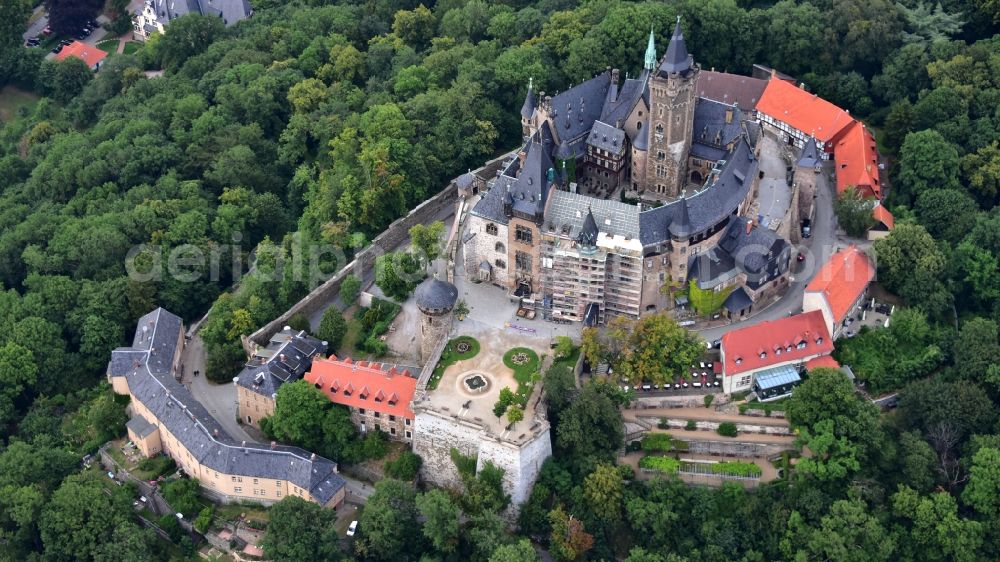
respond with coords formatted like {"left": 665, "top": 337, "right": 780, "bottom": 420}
{"left": 755, "top": 78, "right": 854, "bottom": 143}
{"left": 304, "top": 356, "right": 416, "bottom": 419}
{"left": 54, "top": 41, "right": 107, "bottom": 69}
{"left": 872, "top": 204, "right": 894, "bottom": 230}
{"left": 805, "top": 355, "right": 840, "bottom": 371}
{"left": 805, "top": 246, "right": 875, "bottom": 326}
{"left": 721, "top": 310, "right": 833, "bottom": 377}
{"left": 834, "top": 121, "right": 881, "bottom": 199}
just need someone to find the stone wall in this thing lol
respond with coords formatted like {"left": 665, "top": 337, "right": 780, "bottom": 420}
{"left": 248, "top": 183, "right": 458, "bottom": 345}
{"left": 650, "top": 417, "right": 792, "bottom": 436}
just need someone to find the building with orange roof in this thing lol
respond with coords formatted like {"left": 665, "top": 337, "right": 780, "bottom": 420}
{"left": 755, "top": 77, "right": 854, "bottom": 152}
{"left": 54, "top": 41, "right": 107, "bottom": 71}
{"left": 803, "top": 246, "right": 875, "bottom": 339}
{"left": 720, "top": 310, "right": 833, "bottom": 393}
{"left": 870, "top": 204, "right": 894, "bottom": 240}
{"left": 834, "top": 121, "right": 881, "bottom": 199}
{"left": 805, "top": 355, "right": 841, "bottom": 371}
{"left": 304, "top": 356, "right": 417, "bottom": 441}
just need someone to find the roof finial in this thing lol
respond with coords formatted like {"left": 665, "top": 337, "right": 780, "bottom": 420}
{"left": 528, "top": 76, "right": 533, "bottom": 91}
{"left": 644, "top": 26, "right": 657, "bottom": 70}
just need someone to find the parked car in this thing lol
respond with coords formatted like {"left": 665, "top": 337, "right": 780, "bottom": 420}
{"left": 42, "top": 25, "right": 52, "bottom": 35}
{"left": 51, "top": 45, "right": 63, "bottom": 54}
{"left": 346, "top": 520, "right": 358, "bottom": 537}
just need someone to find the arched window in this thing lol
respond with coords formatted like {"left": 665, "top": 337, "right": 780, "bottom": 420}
{"left": 495, "top": 242, "right": 505, "bottom": 253}
{"left": 485, "top": 223, "right": 498, "bottom": 235}
{"left": 495, "top": 259, "right": 506, "bottom": 269}
{"left": 636, "top": 121, "right": 642, "bottom": 130}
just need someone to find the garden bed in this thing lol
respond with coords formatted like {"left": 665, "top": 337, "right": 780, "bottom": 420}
{"left": 428, "top": 336, "right": 481, "bottom": 390}
{"left": 354, "top": 297, "right": 401, "bottom": 356}
{"left": 502, "top": 347, "right": 540, "bottom": 385}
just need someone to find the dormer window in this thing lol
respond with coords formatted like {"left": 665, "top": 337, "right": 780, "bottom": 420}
{"left": 759, "top": 352, "right": 766, "bottom": 359}
{"left": 775, "top": 348, "right": 782, "bottom": 356}
{"left": 816, "top": 337, "right": 824, "bottom": 345}
{"left": 735, "top": 357, "right": 743, "bottom": 365}
{"left": 797, "top": 342, "right": 806, "bottom": 350}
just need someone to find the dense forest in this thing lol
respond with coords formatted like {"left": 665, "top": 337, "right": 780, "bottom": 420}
{"left": 1, "top": 0, "right": 1000, "bottom": 560}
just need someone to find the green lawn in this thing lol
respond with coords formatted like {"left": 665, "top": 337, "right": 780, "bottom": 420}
{"left": 95, "top": 39, "right": 119, "bottom": 55}
{"left": 122, "top": 41, "right": 141, "bottom": 55}
{"left": 502, "top": 347, "right": 540, "bottom": 386}
{"left": 0, "top": 86, "right": 39, "bottom": 123}
{"left": 428, "top": 336, "right": 480, "bottom": 390}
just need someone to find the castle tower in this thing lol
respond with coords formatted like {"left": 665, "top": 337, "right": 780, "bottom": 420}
{"left": 520, "top": 78, "right": 536, "bottom": 138}
{"left": 414, "top": 275, "right": 458, "bottom": 363}
{"left": 644, "top": 17, "right": 699, "bottom": 200}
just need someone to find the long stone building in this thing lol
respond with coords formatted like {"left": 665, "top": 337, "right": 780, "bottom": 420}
{"left": 109, "top": 308, "right": 346, "bottom": 507}
{"left": 463, "top": 19, "right": 791, "bottom": 324}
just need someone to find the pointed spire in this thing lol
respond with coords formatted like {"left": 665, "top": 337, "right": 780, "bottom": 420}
{"left": 644, "top": 26, "right": 657, "bottom": 70}
{"left": 521, "top": 77, "right": 536, "bottom": 120}
{"left": 660, "top": 16, "right": 692, "bottom": 76}
{"left": 669, "top": 195, "right": 692, "bottom": 238}
{"left": 579, "top": 206, "right": 599, "bottom": 246}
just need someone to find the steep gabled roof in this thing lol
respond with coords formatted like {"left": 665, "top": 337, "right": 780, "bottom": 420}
{"left": 805, "top": 246, "right": 875, "bottom": 326}
{"left": 305, "top": 357, "right": 417, "bottom": 419}
{"left": 54, "top": 41, "right": 107, "bottom": 69}
{"left": 659, "top": 18, "right": 693, "bottom": 76}
{"left": 521, "top": 81, "right": 536, "bottom": 119}
{"left": 834, "top": 121, "right": 881, "bottom": 199}
{"left": 696, "top": 71, "right": 767, "bottom": 109}
{"left": 872, "top": 204, "right": 894, "bottom": 230}
{"left": 797, "top": 137, "right": 821, "bottom": 168}
{"left": 549, "top": 72, "right": 612, "bottom": 143}
{"left": 721, "top": 310, "right": 833, "bottom": 377}
{"left": 755, "top": 78, "right": 854, "bottom": 143}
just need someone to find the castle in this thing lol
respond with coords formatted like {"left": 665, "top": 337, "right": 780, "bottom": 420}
{"left": 463, "top": 19, "right": 793, "bottom": 325}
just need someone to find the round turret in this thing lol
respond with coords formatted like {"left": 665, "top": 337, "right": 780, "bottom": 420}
{"left": 414, "top": 277, "right": 458, "bottom": 316}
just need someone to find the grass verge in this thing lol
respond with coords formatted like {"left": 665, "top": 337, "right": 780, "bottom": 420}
{"left": 428, "top": 336, "right": 480, "bottom": 390}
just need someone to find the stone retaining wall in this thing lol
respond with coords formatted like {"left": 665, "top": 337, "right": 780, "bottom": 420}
{"left": 653, "top": 417, "right": 793, "bottom": 436}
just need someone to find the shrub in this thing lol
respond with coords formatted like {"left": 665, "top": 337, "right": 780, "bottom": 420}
{"left": 704, "top": 395, "right": 714, "bottom": 408}
{"left": 159, "top": 514, "right": 185, "bottom": 542}
{"left": 716, "top": 422, "right": 738, "bottom": 437}
{"left": 657, "top": 417, "right": 669, "bottom": 429}
{"left": 340, "top": 274, "right": 361, "bottom": 304}
{"left": 638, "top": 455, "right": 681, "bottom": 473}
{"left": 317, "top": 307, "right": 347, "bottom": 351}
{"left": 626, "top": 440, "right": 643, "bottom": 453}
{"left": 194, "top": 506, "right": 214, "bottom": 534}
{"left": 287, "top": 313, "right": 310, "bottom": 333}
{"left": 641, "top": 433, "right": 674, "bottom": 452}
{"left": 137, "top": 455, "right": 176, "bottom": 479}
{"left": 711, "top": 461, "right": 762, "bottom": 477}
{"left": 162, "top": 478, "right": 203, "bottom": 518}
{"left": 685, "top": 420, "right": 697, "bottom": 431}
{"left": 385, "top": 451, "right": 423, "bottom": 480}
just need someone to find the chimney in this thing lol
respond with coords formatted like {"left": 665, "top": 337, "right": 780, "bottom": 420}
{"left": 725, "top": 108, "right": 733, "bottom": 124}
{"left": 270, "top": 441, "right": 276, "bottom": 449}
{"left": 799, "top": 82, "right": 806, "bottom": 90}
{"left": 279, "top": 354, "right": 286, "bottom": 363}
{"left": 310, "top": 453, "right": 316, "bottom": 461}
{"left": 771, "top": 67, "right": 776, "bottom": 79}
{"left": 611, "top": 68, "right": 619, "bottom": 84}
{"left": 213, "top": 429, "right": 219, "bottom": 437}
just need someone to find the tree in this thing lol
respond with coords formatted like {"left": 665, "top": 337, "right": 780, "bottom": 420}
{"left": 898, "top": 1, "right": 965, "bottom": 44}
{"left": 555, "top": 381, "right": 624, "bottom": 474}
{"left": 506, "top": 404, "right": 524, "bottom": 426}
{"left": 161, "top": 478, "right": 203, "bottom": 518}
{"left": 264, "top": 496, "right": 340, "bottom": 562}
{"left": 580, "top": 327, "right": 602, "bottom": 367}
{"left": 317, "top": 307, "right": 347, "bottom": 351}
{"left": 265, "top": 380, "right": 361, "bottom": 461}
{"left": 765, "top": 0, "right": 828, "bottom": 76}
{"left": 37, "top": 57, "right": 93, "bottom": 104}
{"left": 962, "top": 447, "right": 1000, "bottom": 518}
{"left": 897, "top": 130, "right": 961, "bottom": 203}
{"left": 409, "top": 220, "right": 445, "bottom": 265}
{"left": 616, "top": 314, "right": 704, "bottom": 386}
{"left": 0, "top": 342, "right": 37, "bottom": 424}
{"left": 543, "top": 362, "right": 576, "bottom": 416}
{"left": 156, "top": 14, "right": 227, "bottom": 71}
{"left": 416, "top": 490, "right": 460, "bottom": 555}
{"left": 553, "top": 336, "right": 574, "bottom": 360}
{"left": 549, "top": 506, "right": 594, "bottom": 562}
{"left": 392, "top": 5, "right": 436, "bottom": 51}
{"left": 892, "top": 486, "right": 983, "bottom": 562}
{"left": 795, "top": 419, "right": 861, "bottom": 481}
{"left": 783, "top": 499, "right": 895, "bottom": 562}
{"left": 490, "top": 539, "right": 540, "bottom": 562}
{"left": 896, "top": 431, "right": 939, "bottom": 492}
{"left": 872, "top": 223, "right": 949, "bottom": 311}
{"left": 582, "top": 463, "right": 624, "bottom": 523}
{"left": 953, "top": 318, "right": 1000, "bottom": 386}
{"left": 833, "top": 187, "right": 876, "bottom": 237}
{"left": 39, "top": 472, "right": 132, "bottom": 561}
{"left": 0, "top": 0, "right": 31, "bottom": 49}
{"left": 961, "top": 142, "right": 1000, "bottom": 207}
{"left": 898, "top": 378, "right": 999, "bottom": 440}
{"left": 375, "top": 252, "right": 421, "bottom": 301}
{"left": 356, "top": 479, "right": 421, "bottom": 561}
{"left": 45, "top": 0, "right": 102, "bottom": 35}
{"left": 384, "top": 451, "right": 422, "bottom": 480}
{"left": 914, "top": 188, "right": 979, "bottom": 244}
{"left": 340, "top": 274, "right": 361, "bottom": 305}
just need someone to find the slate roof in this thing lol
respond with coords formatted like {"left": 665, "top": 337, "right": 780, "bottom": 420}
{"left": 456, "top": 171, "right": 475, "bottom": 190}
{"left": 600, "top": 77, "right": 647, "bottom": 129}
{"left": 659, "top": 19, "right": 694, "bottom": 77}
{"left": 509, "top": 141, "right": 555, "bottom": 217}
{"left": 587, "top": 121, "right": 627, "bottom": 156}
{"left": 471, "top": 174, "right": 513, "bottom": 224}
{"left": 110, "top": 308, "right": 345, "bottom": 505}
{"left": 691, "top": 99, "right": 744, "bottom": 162}
{"left": 797, "top": 137, "right": 821, "bottom": 168}
{"left": 555, "top": 139, "right": 574, "bottom": 160}
{"left": 639, "top": 136, "right": 757, "bottom": 246}
{"left": 696, "top": 71, "right": 767, "bottom": 109}
{"left": 688, "top": 247, "right": 738, "bottom": 290}
{"left": 717, "top": 217, "right": 790, "bottom": 289}
{"left": 148, "top": 0, "right": 250, "bottom": 27}
{"left": 235, "top": 328, "right": 326, "bottom": 399}
{"left": 127, "top": 414, "right": 157, "bottom": 439}
{"left": 521, "top": 86, "right": 536, "bottom": 120}
{"left": 546, "top": 190, "right": 640, "bottom": 240}
{"left": 723, "top": 286, "right": 753, "bottom": 313}
{"left": 578, "top": 207, "right": 599, "bottom": 246}
{"left": 414, "top": 277, "right": 458, "bottom": 311}
{"left": 549, "top": 72, "right": 612, "bottom": 143}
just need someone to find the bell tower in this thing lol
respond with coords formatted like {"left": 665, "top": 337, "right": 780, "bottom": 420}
{"left": 644, "top": 17, "right": 699, "bottom": 200}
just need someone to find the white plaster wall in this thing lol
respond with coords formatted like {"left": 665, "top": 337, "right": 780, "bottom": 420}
{"left": 802, "top": 292, "right": 834, "bottom": 338}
